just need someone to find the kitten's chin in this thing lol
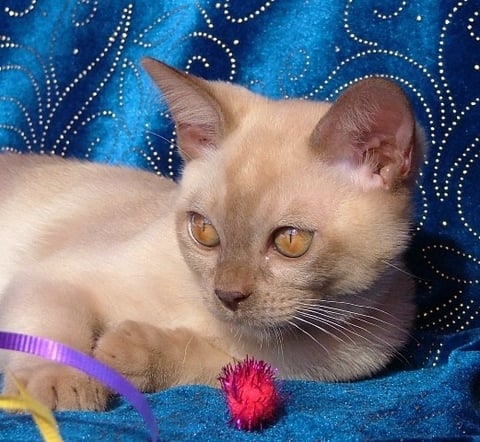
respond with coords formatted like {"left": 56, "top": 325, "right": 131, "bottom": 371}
{"left": 223, "top": 318, "right": 287, "bottom": 342}
{"left": 209, "top": 303, "right": 292, "bottom": 338}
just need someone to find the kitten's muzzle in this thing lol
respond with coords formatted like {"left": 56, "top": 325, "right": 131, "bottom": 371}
{"left": 214, "top": 289, "right": 250, "bottom": 311}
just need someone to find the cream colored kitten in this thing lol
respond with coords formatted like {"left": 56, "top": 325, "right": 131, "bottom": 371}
{"left": 0, "top": 58, "right": 422, "bottom": 410}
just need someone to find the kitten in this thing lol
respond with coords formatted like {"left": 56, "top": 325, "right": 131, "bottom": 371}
{"left": 0, "top": 57, "right": 422, "bottom": 410}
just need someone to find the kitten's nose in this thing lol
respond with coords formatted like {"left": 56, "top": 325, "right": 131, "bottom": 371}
{"left": 215, "top": 289, "right": 250, "bottom": 311}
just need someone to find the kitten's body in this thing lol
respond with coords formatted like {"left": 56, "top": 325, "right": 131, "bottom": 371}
{"left": 0, "top": 59, "right": 420, "bottom": 410}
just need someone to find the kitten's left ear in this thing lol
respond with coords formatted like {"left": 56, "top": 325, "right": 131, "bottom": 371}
{"left": 142, "top": 57, "right": 228, "bottom": 161}
{"left": 311, "top": 78, "right": 417, "bottom": 190}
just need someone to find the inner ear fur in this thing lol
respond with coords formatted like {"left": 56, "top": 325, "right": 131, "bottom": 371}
{"left": 311, "top": 78, "right": 417, "bottom": 190}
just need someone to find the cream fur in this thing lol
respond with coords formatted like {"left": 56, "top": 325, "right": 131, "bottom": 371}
{"left": 0, "top": 59, "right": 420, "bottom": 410}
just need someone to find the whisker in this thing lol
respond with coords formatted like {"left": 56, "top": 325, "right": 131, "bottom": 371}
{"left": 286, "top": 320, "right": 330, "bottom": 355}
{"left": 145, "top": 129, "right": 196, "bottom": 162}
{"left": 299, "top": 299, "right": 399, "bottom": 324}
{"left": 296, "top": 301, "right": 411, "bottom": 365}
{"left": 272, "top": 326, "right": 285, "bottom": 363}
{"left": 300, "top": 303, "right": 411, "bottom": 343}
{"left": 297, "top": 308, "right": 394, "bottom": 352}
{"left": 305, "top": 298, "right": 395, "bottom": 315}
{"left": 339, "top": 318, "right": 407, "bottom": 362}
{"left": 315, "top": 305, "right": 395, "bottom": 329}
{"left": 145, "top": 129, "right": 176, "bottom": 147}
{"left": 381, "top": 259, "right": 428, "bottom": 283}
{"left": 333, "top": 296, "right": 422, "bottom": 346}
{"left": 296, "top": 311, "right": 357, "bottom": 345}
{"left": 293, "top": 315, "right": 349, "bottom": 347}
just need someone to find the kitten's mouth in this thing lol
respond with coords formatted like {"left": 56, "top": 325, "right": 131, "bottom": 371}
{"left": 210, "top": 286, "right": 313, "bottom": 333}
{"left": 224, "top": 314, "right": 291, "bottom": 338}
{"left": 212, "top": 298, "right": 295, "bottom": 333}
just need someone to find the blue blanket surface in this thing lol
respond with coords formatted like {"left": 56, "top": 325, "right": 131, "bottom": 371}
{"left": 0, "top": 0, "right": 479, "bottom": 440}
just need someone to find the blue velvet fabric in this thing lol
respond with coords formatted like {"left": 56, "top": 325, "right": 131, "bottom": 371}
{"left": 1, "top": 0, "right": 480, "bottom": 440}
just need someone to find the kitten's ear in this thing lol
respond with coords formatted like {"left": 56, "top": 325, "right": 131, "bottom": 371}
{"left": 312, "top": 78, "right": 416, "bottom": 190}
{"left": 142, "top": 57, "right": 226, "bottom": 161}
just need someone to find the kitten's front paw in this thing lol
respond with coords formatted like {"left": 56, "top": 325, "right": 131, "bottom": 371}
{"left": 3, "top": 363, "right": 109, "bottom": 411}
{"left": 94, "top": 320, "right": 179, "bottom": 391}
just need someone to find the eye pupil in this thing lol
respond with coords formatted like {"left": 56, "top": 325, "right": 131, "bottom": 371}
{"left": 189, "top": 212, "right": 220, "bottom": 248}
{"left": 273, "top": 227, "right": 313, "bottom": 258}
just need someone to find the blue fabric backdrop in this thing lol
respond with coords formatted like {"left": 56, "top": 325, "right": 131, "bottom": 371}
{"left": 1, "top": 0, "right": 480, "bottom": 440}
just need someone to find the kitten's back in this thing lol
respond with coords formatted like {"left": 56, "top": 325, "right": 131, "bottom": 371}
{"left": 0, "top": 153, "right": 177, "bottom": 292}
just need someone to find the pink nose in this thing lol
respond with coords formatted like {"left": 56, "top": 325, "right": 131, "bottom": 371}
{"left": 215, "top": 289, "right": 250, "bottom": 311}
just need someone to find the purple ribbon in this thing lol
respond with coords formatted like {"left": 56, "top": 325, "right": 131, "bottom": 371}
{"left": 0, "top": 331, "right": 159, "bottom": 441}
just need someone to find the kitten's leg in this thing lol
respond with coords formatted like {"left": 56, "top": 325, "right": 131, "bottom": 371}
{"left": 93, "top": 320, "right": 233, "bottom": 391}
{"left": 0, "top": 275, "right": 109, "bottom": 410}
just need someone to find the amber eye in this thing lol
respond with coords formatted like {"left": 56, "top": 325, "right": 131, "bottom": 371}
{"left": 189, "top": 212, "right": 220, "bottom": 248}
{"left": 273, "top": 227, "right": 314, "bottom": 258}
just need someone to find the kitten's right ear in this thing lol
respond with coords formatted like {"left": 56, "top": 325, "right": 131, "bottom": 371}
{"left": 141, "top": 57, "right": 226, "bottom": 161}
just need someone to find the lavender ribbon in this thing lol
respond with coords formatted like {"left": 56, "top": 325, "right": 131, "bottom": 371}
{"left": 0, "top": 331, "right": 158, "bottom": 441}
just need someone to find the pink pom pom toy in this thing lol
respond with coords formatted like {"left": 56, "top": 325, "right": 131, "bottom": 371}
{"left": 218, "top": 356, "right": 286, "bottom": 431}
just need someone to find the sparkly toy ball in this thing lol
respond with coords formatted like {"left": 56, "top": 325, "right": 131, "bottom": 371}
{"left": 218, "top": 356, "right": 285, "bottom": 431}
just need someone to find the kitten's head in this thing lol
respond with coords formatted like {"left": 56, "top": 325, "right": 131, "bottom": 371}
{"left": 143, "top": 58, "right": 421, "bottom": 343}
